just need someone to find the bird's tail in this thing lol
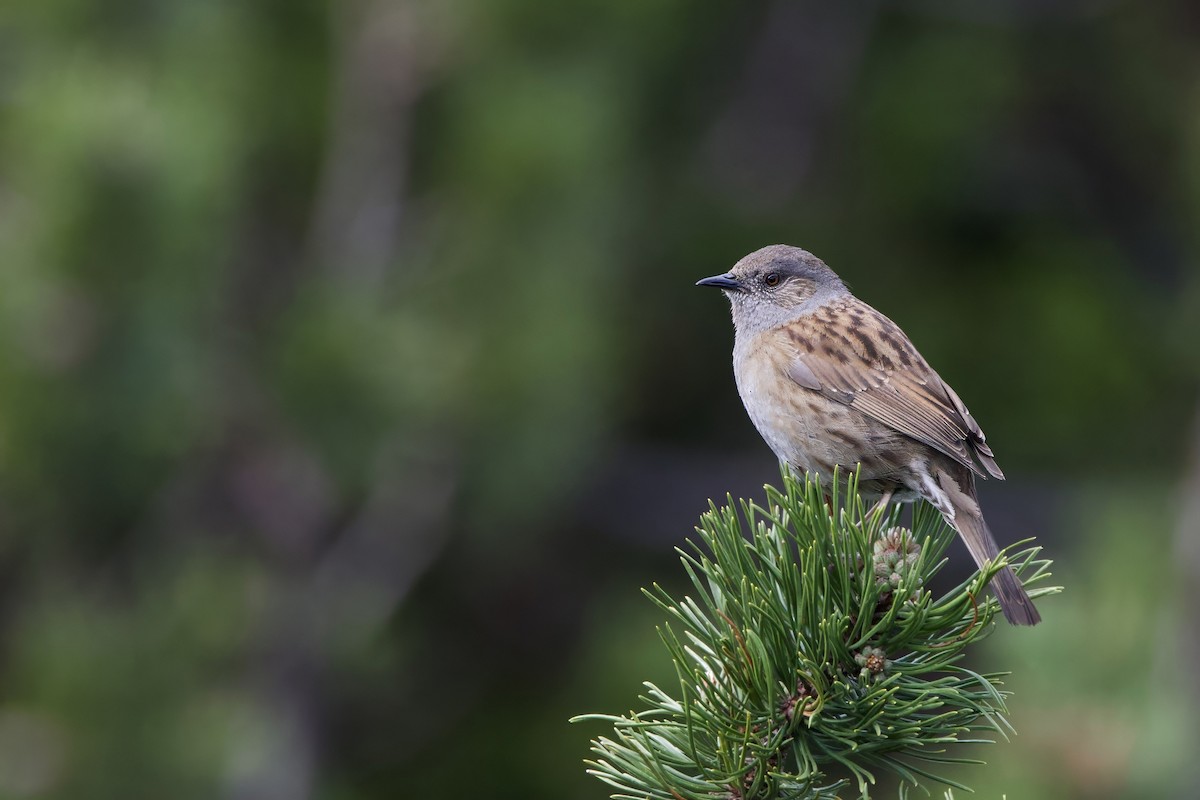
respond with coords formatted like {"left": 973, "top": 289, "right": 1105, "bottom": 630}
{"left": 934, "top": 467, "right": 1041, "bottom": 626}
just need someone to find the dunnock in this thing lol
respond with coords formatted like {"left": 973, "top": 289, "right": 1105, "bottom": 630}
{"left": 697, "top": 245, "right": 1040, "bottom": 625}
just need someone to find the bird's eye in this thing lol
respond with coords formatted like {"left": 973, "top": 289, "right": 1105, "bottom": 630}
{"left": 764, "top": 272, "right": 781, "bottom": 287}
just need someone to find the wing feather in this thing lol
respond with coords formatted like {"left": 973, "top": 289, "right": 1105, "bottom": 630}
{"left": 784, "top": 300, "right": 1004, "bottom": 480}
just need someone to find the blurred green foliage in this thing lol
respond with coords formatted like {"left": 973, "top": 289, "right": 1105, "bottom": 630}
{"left": 0, "top": 0, "right": 1197, "bottom": 798}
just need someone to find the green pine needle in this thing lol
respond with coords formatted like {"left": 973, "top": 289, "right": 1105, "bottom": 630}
{"left": 572, "top": 467, "right": 1057, "bottom": 799}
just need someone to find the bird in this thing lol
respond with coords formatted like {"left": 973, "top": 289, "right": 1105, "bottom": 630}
{"left": 696, "top": 244, "right": 1040, "bottom": 625}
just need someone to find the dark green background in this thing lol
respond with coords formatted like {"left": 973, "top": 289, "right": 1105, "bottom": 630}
{"left": 0, "top": 1, "right": 1197, "bottom": 797}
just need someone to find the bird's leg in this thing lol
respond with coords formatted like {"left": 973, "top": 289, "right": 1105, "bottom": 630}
{"left": 868, "top": 488, "right": 895, "bottom": 525}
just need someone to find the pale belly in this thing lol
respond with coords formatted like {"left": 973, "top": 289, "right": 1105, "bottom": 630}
{"left": 732, "top": 336, "right": 917, "bottom": 499}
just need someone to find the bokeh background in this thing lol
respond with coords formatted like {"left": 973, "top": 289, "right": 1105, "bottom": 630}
{"left": 1, "top": 0, "right": 1199, "bottom": 798}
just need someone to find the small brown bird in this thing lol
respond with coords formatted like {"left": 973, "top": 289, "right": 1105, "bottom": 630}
{"left": 697, "top": 244, "right": 1040, "bottom": 625}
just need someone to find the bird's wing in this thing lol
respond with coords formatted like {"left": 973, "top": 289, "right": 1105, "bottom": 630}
{"left": 782, "top": 299, "right": 1004, "bottom": 480}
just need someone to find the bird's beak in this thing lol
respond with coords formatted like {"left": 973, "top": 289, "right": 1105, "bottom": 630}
{"left": 695, "top": 273, "right": 743, "bottom": 291}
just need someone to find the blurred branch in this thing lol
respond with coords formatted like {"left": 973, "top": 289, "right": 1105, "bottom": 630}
{"left": 1175, "top": 399, "right": 1200, "bottom": 797}
{"left": 223, "top": 436, "right": 456, "bottom": 800}
{"left": 313, "top": 433, "right": 456, "bottom": 641}
{"left": 307, "top": 0, "right": 445, "bottom": 288}
{"left": 701, "top": 0, "right": 880, "bottom": 210}
{"left": 219, "top": 3, "right": 456, "bottom": 797}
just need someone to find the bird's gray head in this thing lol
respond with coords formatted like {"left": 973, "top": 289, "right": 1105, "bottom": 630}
{"left": 696, "top": 245, "right": 849, "bottom": 335}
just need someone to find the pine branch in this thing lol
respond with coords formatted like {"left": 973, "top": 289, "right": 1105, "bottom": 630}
{"left": 572, "top": 467, "right": 1057, "bottom": 799}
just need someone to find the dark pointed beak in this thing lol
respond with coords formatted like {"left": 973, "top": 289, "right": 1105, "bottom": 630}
{"left": 695, "top": 273, "right": 743, "bottom": 291}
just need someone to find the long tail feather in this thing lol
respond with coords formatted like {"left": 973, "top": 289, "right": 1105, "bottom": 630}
{"left": 933, "top": 467, "right": 1041, "bottom": 626}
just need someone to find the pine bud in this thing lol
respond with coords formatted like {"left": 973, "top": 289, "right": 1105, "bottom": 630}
{"left": 873, "top": 526, "right": 921, "bottom": 599}
{"left": 855, "top": 646, "right": 891, "bottom": 683}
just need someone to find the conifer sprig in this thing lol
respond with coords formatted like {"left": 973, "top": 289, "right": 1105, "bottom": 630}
{"left": 573, "top": 468, "right": 1056, "bottom": 799}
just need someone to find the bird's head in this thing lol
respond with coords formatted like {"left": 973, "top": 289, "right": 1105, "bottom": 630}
{"left": 696, "top": 245, "right": 848, "bottom": 335}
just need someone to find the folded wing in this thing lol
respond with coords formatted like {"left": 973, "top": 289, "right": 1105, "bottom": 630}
{"left": 783, "top": 300, "right": 1004, "bottom": 480}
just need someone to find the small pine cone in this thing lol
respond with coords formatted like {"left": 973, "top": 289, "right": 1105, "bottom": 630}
{"left": 855, "top": 646, "right": 891, "bottom": 682}
{"left": 873, "top": 526, "right": 921, "bottom": 595}
{"left": 781, "top": 679, "right": 814, "bottom": 721}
